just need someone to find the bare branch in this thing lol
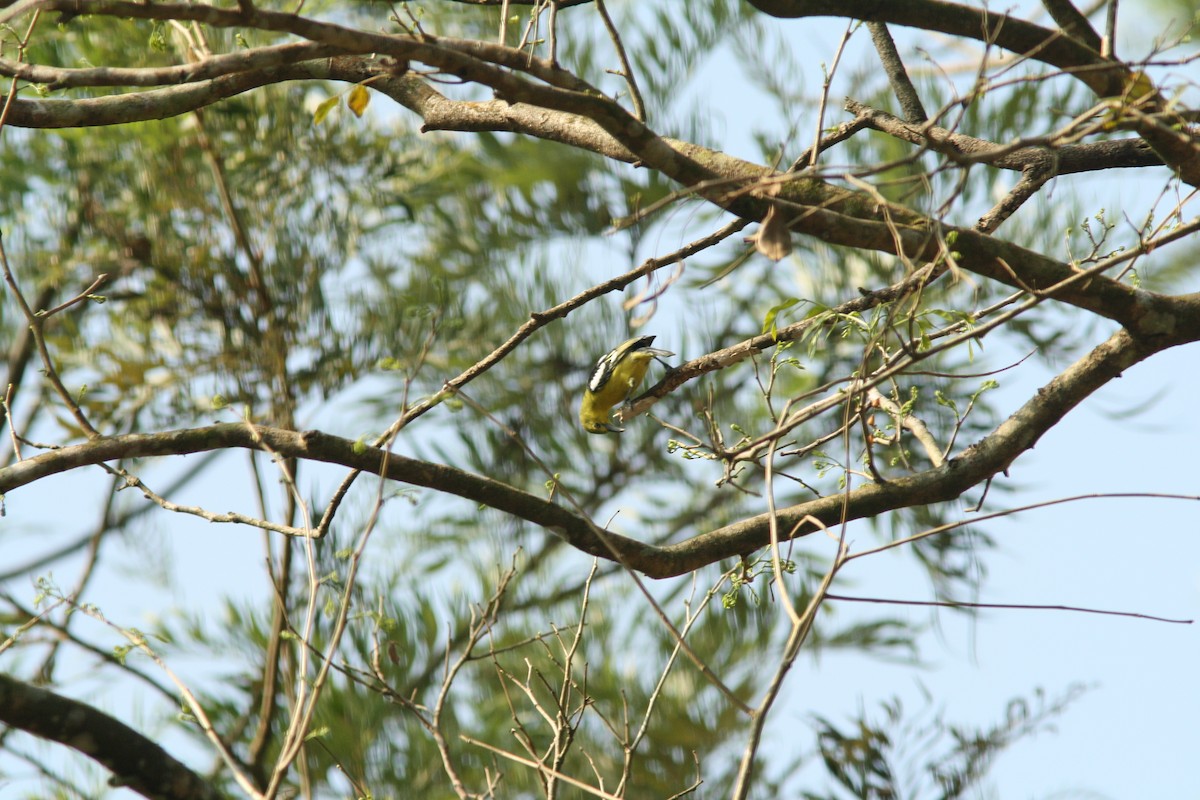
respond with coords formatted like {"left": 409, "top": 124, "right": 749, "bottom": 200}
{"left": 595, "top": 0, "right": 644, "bottom": 121}
{"left": 825, "top": 593, "right": 1192, "bottom": 624}
{"left": 0, "top": 237, "right": 100, "bottom": 438}
{"left": 846, "top": 98, "right": 1162, "bottom": 175}
{"left": 1040, "top": 0, "right": 1103, "bottom": 51}
{"left": 0, "top": 673, "right": 225, "bottom": 800}
{"left": 0, "top": 41, "right": 345, "bottom": 87}
{"left": 104, "top": 464, "right": 316, "bottom": 537}
{"left": 2, "top": 317, "right": 1191, "bottom": 582}
{"left": 867, "top": 21, "right": 927, "bottom": 123}
{"left": 745, "top": 0, "right": 1200, "bottom": 183}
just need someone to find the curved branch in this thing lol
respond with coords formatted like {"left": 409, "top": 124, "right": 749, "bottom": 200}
{"left": 372, "top": 77, "right": 1191, "bottom": 332}
{"left": 3, "top": 50, "right": 1188, "bottom": 340}
{"left": 744, "top": 0, "right": 1200, "bottom": 185}
{"left": 0, "top": 422, "right": 664, "bottom": 571}
{"left": 746, "top": 0, "right": 1108, "bottom": 91}
{"left": 4, "top": 59, "right": 354, "bottom": 127}
{"left": 1, "top": 323, "right": 1190, "bottom": 579}
{"left": 672, "top": 328, "right": 1156, "bottom": 574}
{"left": 1039, "top": 0, "right": 1103, "bottom": 52}
{"left": 0, "top": 40, "right": 346, "bottom": 88}
{"left": 0, "top": 672, "right": 223, "bottom": 800}
{"left": 3, "top": 0, "right": 1189, "bottom": 321}
{"left": 16, "top": 0, "right": 721, "bottom": 187}
{"left": 4, "top": 0, "right": 1196, "bottom": 186}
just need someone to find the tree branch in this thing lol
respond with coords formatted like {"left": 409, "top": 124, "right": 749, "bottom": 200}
{"left": 1039, "top": 0, "right": 1103, "bottom": 51}
{"left": 0, "top": 40, "right": 346, "bottom": 87}
{"left": 745, "top": 0, "right": 1105, "bottom": 90}
{"left": 2, "top": 319, "right": 1193, "bottom": 579}
{"left": 0, "top": 13, "right": 1183, "bottom": 332}
{"left": 744, "top": 0, "right": 1200, "bottom": 184}
{"left": 0, "top": 672, "right": 223, "bottom": 800}
{"left": 366, "top": 75, "right": 1189, "bottom": 331}
{"left": 866, "top": 21, "right": 927, "bottom": 123}
{"left": 845, "top": 97, "right": 1162, "bottom": 174}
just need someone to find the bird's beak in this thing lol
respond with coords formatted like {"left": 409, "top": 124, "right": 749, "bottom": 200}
{"left": 603, "top": 422, "right": 625, "bottom": 434}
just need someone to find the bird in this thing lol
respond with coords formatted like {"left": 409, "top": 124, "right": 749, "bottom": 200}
{"left": 579, "top": 335, "right": 674, "bottom": 434}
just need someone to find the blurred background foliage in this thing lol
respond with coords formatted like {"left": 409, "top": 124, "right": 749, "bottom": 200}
{"left": 2, "top": 0, "right": 1191, "bottom": 797}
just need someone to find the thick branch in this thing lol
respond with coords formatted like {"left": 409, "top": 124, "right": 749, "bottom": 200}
{"left": 744, "top": 0, "right": 1200, "bottom": 185}
{"left": 365, "top": 76, "right": 1185, "bottom": 332}
{"left": 666, "top": 328, "right": 1157, "bottom": 573}
{"left": 0, "top": 673, "right": 224, "bottom": 800}
{"left": 768, "top": 205, "right": 1189, "bottom": 331}
{"left": 16, "top": 0, "right": 722, "bottom": 188}
{"left": 0, "top": 1, "right": 1186, "bottom": 319}
{"left": 746, "top": 0, "right": 1108, "bottom": 92}
{"left": 4, "top": 0, "right": 1195, "bottom": 185}
{"left": 0, "top": 41, "right": 345, "bottom": 87}
{"left": 1039, "top": 0, "right": 1103, "bottom": 51}
{"left": 3, "top": 59, "right": 357, "bottom": 127}
{"left": 2, "top": 318, "right": 1195, "bottom": 579}
{"left": 2, "top": 49, "right": 1184, "bottom": 337}
{"left": 360, "top": 73, "right": 1186, "bottom": 334}
{"left": 866, "top": 21, "right": 927, "bottom": 123}
{"left": 0, "top": 423, "right": 663, "bottom": 570}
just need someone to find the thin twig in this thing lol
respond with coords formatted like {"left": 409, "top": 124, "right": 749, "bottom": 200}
{"left": 614, "top": 575, "right": 712, "bottom": 795}
{"left": 0, "top": 596, "right": 67, "bottom": 656}
{"left": 460, "top": 734, "right": 624, "bottom": 800}
{"left": 0, "top": 591, "right": 177, "bottom": 702}
{"left": 455, "top": 388, "right": 753, "bottom": 717}
{"left": 313, "top": 218, "right": 748, "bottom": 538}
{"left": 0, "top": 236, "right": 101, "bottom": 439}
{"left": 100, "top": 464, "right": 316, "bottom": 537}
{"left": 866, "top": 387, "right": 945, "bottom": 467}
{"left": 595, "top": 0, "right": 644, "bottom": 121}
{"left": 1102, "top": 0, "right": 1118, "bottom": 59}
{"left": 730, "top": 535, "right": 849, "bottom": 800}
{"left": 3, "top": 383, "right": 22, "bottom": 463}
{"left": 65, "top": 597, "right": 264, "bottom": 799}
{"left": 0, "top": 8, "right": 40, "bottom": 135}
{"left": 37, "top": 274, "right": 108, "bottom": 319}
{"left": 428, "top": 562, "right": 518, "bottom": 798}
{"left": 763, "top": 411, "right": 803, "bottom": 627}
{"left": 806, "top": 20, "right": 856, "bottom": 170}
{"left": 846, "top": 492, "right": 1200, "bottom": 563}
{"left": 825, "top": 593, "right": 1191, "bottom": 624}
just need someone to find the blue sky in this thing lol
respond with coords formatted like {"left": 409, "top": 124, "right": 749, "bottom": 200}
{"left": 2, "top": 3, "right": 1197, "bottom": 798}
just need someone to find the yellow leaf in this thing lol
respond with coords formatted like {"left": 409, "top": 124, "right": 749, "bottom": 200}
{"left": 313, "top": 94, "right": 339, "bottom": 125}
{"left": 1124, "top": 70, "right": 1155, "bottom": 102}
{"left": 348, "top": 84, "right": 370, "bottom": 118}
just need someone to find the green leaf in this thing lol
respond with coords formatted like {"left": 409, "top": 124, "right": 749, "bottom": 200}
{"left": 313, "top": 94, "right": 340, "bottom": 125}
{"left": 762, "top": 296, "right": 800, "bottom": 338}
{"left": 148, "top": 21, "right": 168, "bottom": 53}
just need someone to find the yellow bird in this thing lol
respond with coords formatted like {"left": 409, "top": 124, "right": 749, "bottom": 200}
{"left": 579, "top": 335, "right": 674, "bottom": 434}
